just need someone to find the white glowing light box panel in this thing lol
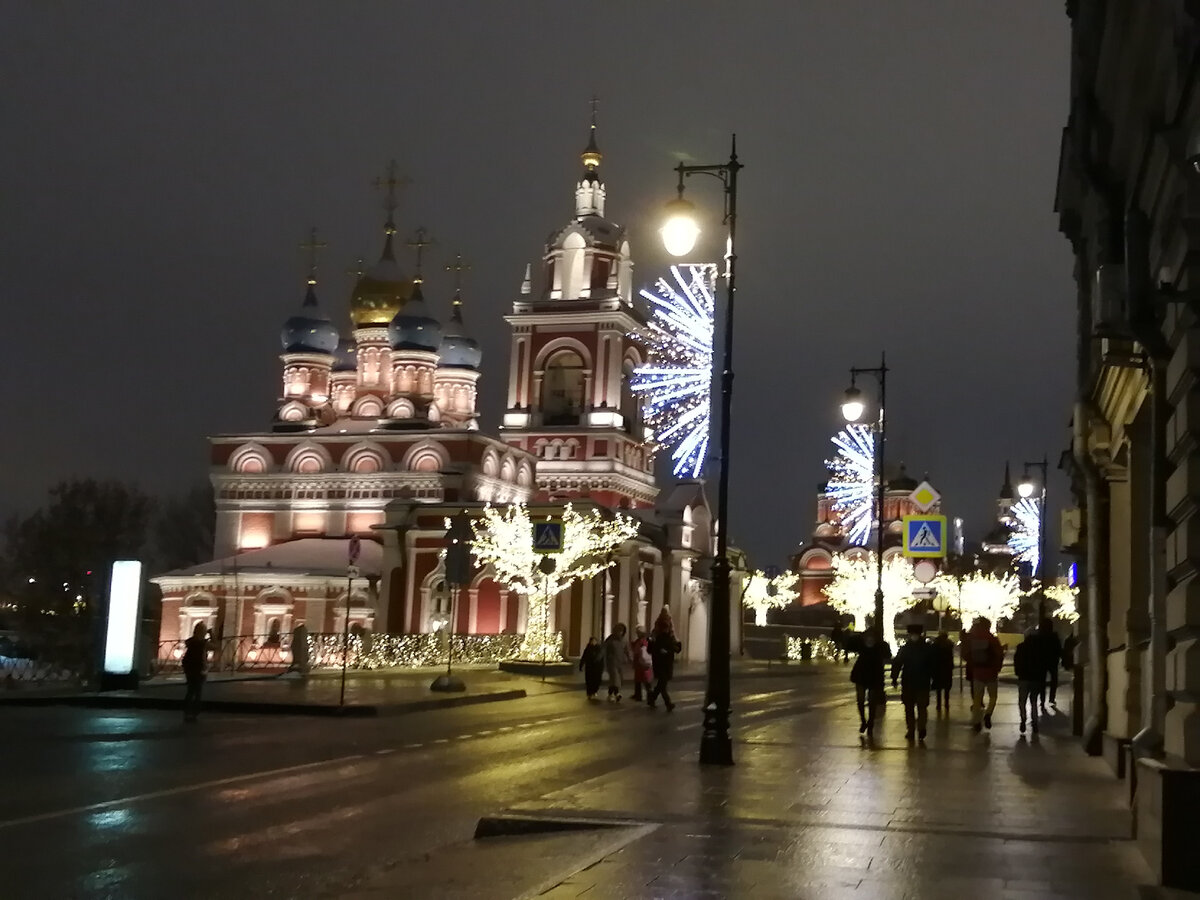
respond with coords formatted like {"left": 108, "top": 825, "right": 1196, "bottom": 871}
{"left": 104, "top": 560, "right": 143, "bottom": 675}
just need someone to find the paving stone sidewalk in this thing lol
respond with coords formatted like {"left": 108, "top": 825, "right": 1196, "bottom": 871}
{"left": 524, "top": 675, "right": 1153, "bottom": 899}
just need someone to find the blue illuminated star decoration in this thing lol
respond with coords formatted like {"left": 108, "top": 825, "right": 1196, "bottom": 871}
{"left": 630, "top": 264, "right": 716, "bottom": 478}
{"left": 826, "top": 425, "right": 876, "bottom": 546}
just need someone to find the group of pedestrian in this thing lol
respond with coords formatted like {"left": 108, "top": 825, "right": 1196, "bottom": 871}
{"left": 579, "top": 605, "right": 681, "bottom": 710}
{"left": 848, "top": 624, "right": 956, "bottom": 740}
{"left": 847, "top": 614, "right": 1075, "bottom": 741}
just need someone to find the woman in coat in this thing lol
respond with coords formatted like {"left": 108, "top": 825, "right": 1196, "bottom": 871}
{"left": 578, "top": 636, "right": 604, "bottom": 700}
{"left": 602, "top": 624, "right": 629, "bottom": 701}
{"left": 630, "top": 626, "right": 653, "bottom": 702}
{"left": 647, "top": 606, "right": 681, "bottom": 711}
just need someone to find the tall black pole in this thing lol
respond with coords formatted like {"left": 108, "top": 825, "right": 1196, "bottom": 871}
{"left": 874, "top": 353, "right": 887, "bottom": 636}
{"left": 340, "top": 570, "right": 351, "bottom": 707}
{"left": 1039, "top": 454, "right": 1049, "bottom": 618}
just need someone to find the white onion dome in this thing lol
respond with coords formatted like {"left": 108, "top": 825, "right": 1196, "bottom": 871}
{"left": 388, "top": 281, "right": 442, "bottom": 351}
{"left": 280, "top": 283, "right": 339, "bottom": 354}
{"left": 332, "top": 336, "right": 357, "bottom": 372}
{"left": 437, "top": 290, "right": 482, "bottom": 369}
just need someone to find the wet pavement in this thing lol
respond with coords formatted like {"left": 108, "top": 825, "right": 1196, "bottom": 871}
{"left": 0, "top": 664, "right": 1154, "bottom": 898}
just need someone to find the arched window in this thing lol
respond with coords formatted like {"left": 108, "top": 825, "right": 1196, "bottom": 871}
{"left": 431, "top": 579, "right": 451, "bottom": 614}
{"left": 542, "top": 351, "right": 585, "bottom": 425}
{"left": 621, "top": 358, "right": 642, "bottom": 435}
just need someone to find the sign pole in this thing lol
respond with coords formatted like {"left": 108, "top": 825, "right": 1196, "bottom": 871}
{"left": 340, "top": 567, "right": 351, "bottom": 707}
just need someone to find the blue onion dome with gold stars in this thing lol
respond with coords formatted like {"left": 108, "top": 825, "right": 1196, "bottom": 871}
{"left": 332, "top": 336, "right": 357, "bottom": 372}
{"left": 438, "top": 289, "right": 482, "bottom": 369}
{"left": 388, "top": 280, "right": 442, "bottom": 352}
{"left": 281, "top": 282, "right": 339, "bottom": 354}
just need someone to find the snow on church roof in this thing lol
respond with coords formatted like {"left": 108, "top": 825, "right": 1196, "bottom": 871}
{"left": 154, "top": 538, "right": 383, "bottom": 581}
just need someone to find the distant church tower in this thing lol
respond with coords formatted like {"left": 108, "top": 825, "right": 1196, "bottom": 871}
{"left": 500, "top": 118, "right": 657, "bottom": 508}
{"left": 981, "top": 462, "right": 1017, "bottom": 566}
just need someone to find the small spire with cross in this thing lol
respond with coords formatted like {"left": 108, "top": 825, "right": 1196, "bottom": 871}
{"left": 582, "top": 96, "right": 601, "bottom": 169}
{"left": 445, "top": 254, "right": 471, "bottom": 294}
{"left": 372, "top": 159, "right": 411, "bottom": 231}
{"left": 406, "top": 227, "right": 435, "bottom": 282}
{"left": 299, "top": 227, "right": 327, "bottom": 295}
{"left": 345, "top": 256, "right": 365, "bottom": 280}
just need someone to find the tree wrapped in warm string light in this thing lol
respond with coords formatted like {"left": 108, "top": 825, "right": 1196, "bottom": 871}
{"left": 630, "top": 264, "right": 716, "bottom": 478}
{"left": 822, "top": 552, "right": 918, "bottom": 650}
{"left": 742, "top": 569, "right": 800, "bottom": 626}
{"left": 932, "top": 570, "right": 1024, "bottom": 629}
{"left": 1044, "top": 583, "right": 1079, "bottom": 624}
{"left": 826, "top": 424, "right": 875, "bottom": 546}
{"left": 470, "top": 503, "right": 639, "bottom": 662}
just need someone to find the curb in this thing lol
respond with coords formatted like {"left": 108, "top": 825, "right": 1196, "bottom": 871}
{"left": 0, "top": 688, "right": 527, "bottom": 717}
{"left": 475, "top": 811, "right": 652, "bottom": 838}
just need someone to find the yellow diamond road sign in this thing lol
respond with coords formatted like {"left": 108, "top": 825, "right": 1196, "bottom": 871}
{"left": 909, "top": 480, "right": 941, "bottom": 513}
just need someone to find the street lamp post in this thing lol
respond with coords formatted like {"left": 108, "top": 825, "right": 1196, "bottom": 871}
{"left": 660, "top": 134, "right": 742, "bottom": 766}
{"left": 1018, "top": 456, "right": 1049, "bottom": 618}
{"left": 840, "top": 354, "right": 888, "bottom": 635}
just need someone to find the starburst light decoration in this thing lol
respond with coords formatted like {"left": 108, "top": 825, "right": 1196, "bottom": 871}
{"left": 826, "top": 425, "right": 876, "bottom": 546}
{"left": 630, "top": 264, "right": 716, "bottom": 478}
{"left": 1045, "top": 583, "right": 1080, "bottom": 624}
{"left": 742, "top": 569, "right": 800, "bottom": 626}
{"left": 470, "top": 503, "right": 639, "bottom": 662}
{"left": 931, "top": 570, "right": 1024, "bottom": 629}
{"left": 822, "top": 552, "right": 918, "bottom": 651}
{"left": 1008, "top": 497, "right": 1042, "bottom": 572}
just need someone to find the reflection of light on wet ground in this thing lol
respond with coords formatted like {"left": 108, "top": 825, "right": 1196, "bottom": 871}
{"left": 88, "top": 808, "right": 132, "bottom": 830}
{"left": 208, "top": 804, "right": 368, "bottom": 858}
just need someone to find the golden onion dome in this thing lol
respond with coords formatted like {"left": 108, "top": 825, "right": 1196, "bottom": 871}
{"left": 350, "top": 226, "right": 413, "bottom": 327}
{"left": 581, "top": 124, "right": 602, "bottom": 171}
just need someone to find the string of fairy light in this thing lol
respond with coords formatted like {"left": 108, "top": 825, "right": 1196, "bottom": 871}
{"left": 630, "top": 264, "right": 717, "bottom": 479}
{"left": 826, "top": 424, "right": 876, "bottom": 546}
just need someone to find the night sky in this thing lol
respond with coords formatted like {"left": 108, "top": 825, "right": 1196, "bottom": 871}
{"left": 0, "top": 3, "right": 1073, "bottom": 571}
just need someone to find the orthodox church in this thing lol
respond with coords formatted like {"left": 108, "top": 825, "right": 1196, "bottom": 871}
{"left": 788, "top": 464, "right": 941, "bottom": 607}
{"left": 153, "top": 123, "right": 733, "bottom": 664}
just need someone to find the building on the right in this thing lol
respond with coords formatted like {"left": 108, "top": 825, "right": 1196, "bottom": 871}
{"left": 1055, "top": 2, "right": 1200, "bottom": 889}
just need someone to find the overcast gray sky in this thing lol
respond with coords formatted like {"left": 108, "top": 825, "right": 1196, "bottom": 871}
{"left": 0, "top": 2, "right": 1073, "bottom": 569}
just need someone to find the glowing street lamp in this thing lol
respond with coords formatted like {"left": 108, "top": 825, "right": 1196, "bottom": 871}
{"left": 661, "top": 134, "right": 742, "bottom": 767}
{"left": 838, "top": 356, "right": 888, "bottom": 635}
{"left": 841, "top": 385, "right": 866, "bottom": 423}
{"left": 660, "top": 196, "right": 701, "bottom": 257}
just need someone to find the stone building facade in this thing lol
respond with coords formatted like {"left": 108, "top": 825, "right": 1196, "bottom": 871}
{"left": 1055, "top": 1, "right": 1200, "bottom": 887}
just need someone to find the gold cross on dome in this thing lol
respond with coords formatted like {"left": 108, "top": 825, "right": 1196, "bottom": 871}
{"left": 372, "top": 159, "right": 410, "bottom": 216}
{"left": 445, "top": 254, "right": 471, "bottom": 292}
{"left": 346, "top": 256, "right": 365, "bottom": 279}
{"left": 406, "top": 226, "right": 435, "bottom": 281}
{"left": 299, "top": 227, "right": 327, "bottom": 284}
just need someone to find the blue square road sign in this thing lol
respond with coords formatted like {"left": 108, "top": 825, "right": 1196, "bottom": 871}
{"left": 533, "top": 520, "right": 564, "bottom": 554}
{"left": 902, "top": 515, "right": 947, "bottom": 558}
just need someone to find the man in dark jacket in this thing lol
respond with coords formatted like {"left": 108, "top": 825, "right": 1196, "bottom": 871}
{"left": 891, "top": 624, "right": 935, "bottom": 741}
{"left": 181, "top": 623, "right": 208, "bottom": 723}
{"left": 851, "top": 628, "right": 891, "bottom": 737}
{"left": 647, "top": 608, "right": 680, "bottom": 711}
{"left": 1013, "top": 629, "right": 1042, "bottom": 734}
{"left": 1034, "top": 618, "right": 1063, "bottom": 710}
{"left": 930, "top": 630, "right": 956, "bottom": 716}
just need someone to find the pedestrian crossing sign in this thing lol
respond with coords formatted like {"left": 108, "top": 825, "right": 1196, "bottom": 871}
{"left": 532, "top": 519, "right": 564, "bottom": 554}
{"left": 903, "top": 515, "right": 947, "bottom": 558}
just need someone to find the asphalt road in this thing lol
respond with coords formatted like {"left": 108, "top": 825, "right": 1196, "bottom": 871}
{"left": 0, "top": 669, "right": 840, "bottom": 899}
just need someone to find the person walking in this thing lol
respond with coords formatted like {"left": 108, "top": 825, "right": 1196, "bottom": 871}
{"left": 961, "top": 616, "right": 1005, "bottom": 733}
{"left": 630, "top": 626, "right": 653, "bottom": 702}
{"left": 181, "top": 622, "right": 208, "bottom": 723}
{"left": 931, "top": 629, "right": 956, "bottom": 716}
{"left": 1013, "top": 628, "right": 1042, "bottom": 735}
{"left": 578, "top": 636, "right": 604, "bottom": 700}
{"left": 892, "top": 624, "right": 934, "bottom": 741}
{"left": 602, "top": 624, "right": 629, "bottom": 702}
{"left": 647, "top": 607, "right": 680, "bottom": 711}
{"left": 1035, "top": 618, "right": 1063, "bottom": 710}
{"left": 850, "top": 627, "right": 890, "bottom": 737}
{"left": 830, "top": 622, "right": 845, "bottom": 663}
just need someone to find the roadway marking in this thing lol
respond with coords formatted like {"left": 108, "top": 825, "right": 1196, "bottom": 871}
{"left": 403, "top": 743, "right": 423, "bottom": 750}
{"left": 433, "top": 738, "right": 449, "bottom": 744}
{"left": 375, "top": 748, "right": 395, "bottom": 755}
{"left": 0, "top": 753, "right": 368, "bottom": 831}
